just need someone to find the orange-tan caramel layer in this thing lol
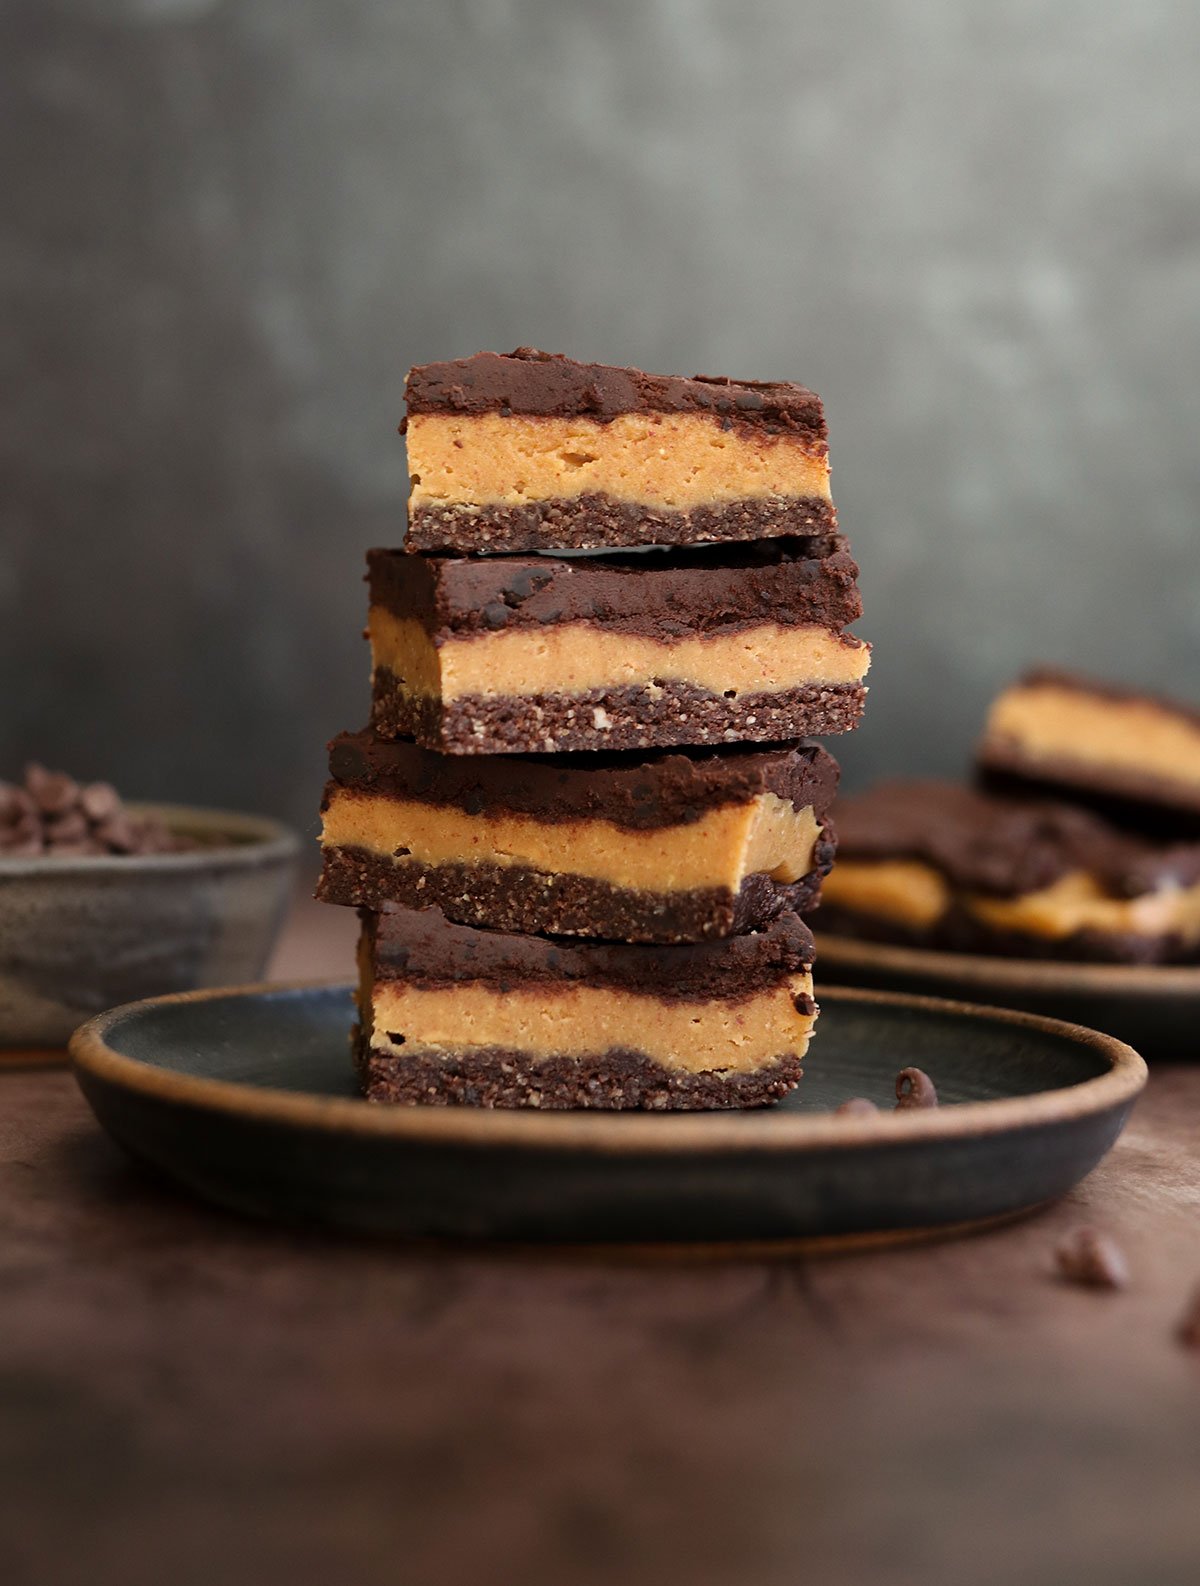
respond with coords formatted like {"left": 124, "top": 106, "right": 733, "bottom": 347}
{"left": 367, "top": 976, "right": 816, "bottom": 1073}
{"left": 368, "top": 609, "right": 869, "bottom": 702}
{"left": 407, "top": 412, "right": 831, "bottom": 513}
{"left": 823, "top": 859, "right": 1200, "bottom": 944}
{"left": 323, "top": 789, "right": 821, "bottom": 894}
{"left": 986, "top": 685, "right": 1200, "bottom": 789}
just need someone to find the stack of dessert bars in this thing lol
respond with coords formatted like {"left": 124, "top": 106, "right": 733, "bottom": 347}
{"left": 317, "top": 349, "right": 871, "bottom": 1109}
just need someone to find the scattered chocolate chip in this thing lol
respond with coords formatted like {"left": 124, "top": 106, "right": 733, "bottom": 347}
{"left": 80, "top": 781, "right": 121, "bottom": 822}
{"left": 895, "top": 1067, "right": 938, "bottom": 1110}
{"left": 1175, "top": 1284, "right": 1200, "bottom": 1350}
{"left": 835, "top": 1097, "right": 879, "bottom": 1117}
{"left": 1055, "top": 1227, "right": 1130, "bottom": 1290}
{"left": 45, "top": 809, "right": 88, "bottom": 844}
{"left": 94, "top": 815, "right": 137, "bottom": 853}
{"left": 482, "top": 601, "right": 510, "bottom": 630}
{"left": 25, "top": 763, "right": 80, "bottom": 815}
{"left": 3, "top": 763, "right": 195, "bottom": 858}
{"left": 9, "top": 813, "right": 41, "bottom": 846}
{"left": 1, "top": 831, "right": 43, "bottom": 857}
{"left": 793, "top": 991, "right": 817, "bottom": 1017}
{"left": 45, "top": 839, "right": 95, "bottom": 858}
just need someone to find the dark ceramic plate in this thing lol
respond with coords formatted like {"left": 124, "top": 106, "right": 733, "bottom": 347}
{"left": 817, "top": 934, "right": 1200, "bottom": 1064}
{"left": 69, "top": 982, "right": 1146, "bottom": 1244}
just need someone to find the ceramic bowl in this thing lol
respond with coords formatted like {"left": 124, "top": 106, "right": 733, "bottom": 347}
{"left": 0, "top": 804, "right": 301, "bottom": 1049}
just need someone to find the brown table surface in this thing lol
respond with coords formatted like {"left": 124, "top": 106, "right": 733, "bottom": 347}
{"left": 3, "top": 898, "right": 1199, "bottom": 1586}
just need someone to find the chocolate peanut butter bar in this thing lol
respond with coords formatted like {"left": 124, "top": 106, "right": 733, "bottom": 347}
{"left": 403, "top": 348, "right": 835, "bottom": 554}
{"left": 816, "top": 780, "right": 1200, "bottom": 963}
{"left": 356, "top": 905, "right": 818, "bottom": 1109}
{"left": 978, "top": 670, "right": 1200, "bottom": 828}
{"left": 367, "top": 538, "right": 869, "bottom": 755}
{"left": 319, "top": 729, "right": 839, "bottom": 943}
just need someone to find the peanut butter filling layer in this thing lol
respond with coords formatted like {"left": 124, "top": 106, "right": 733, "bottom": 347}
{"left": 986, "top": 686, "right": 1200, "bottom": 788}
{"left": 367, "top": 976, "right": 816, "bottom": 1073}
{"left": 821, "top": 860, "right": 951, "bottom": 930}
{"left": 407, "top": 412, "right": 831, "bottom": 513}
{"left": 368, "top": 609, "right": 869, "bottom": 702}
{"left": 823, "top": 859, "right": 1200, "bottom": 943}
{"left": 324, "top": 789, "right": 821, "bottom": 894}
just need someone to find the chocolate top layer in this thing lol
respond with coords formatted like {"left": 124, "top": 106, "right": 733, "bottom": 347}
{"left": 367, "top": 537, "right": 862, "bottom": 639}
{"left": 327, "top": 729, "right": 839, "bottom": 830}
{"left": 365, "top": 904, "right": 816, "bottom": 1000}
{"left": 991, "top": 667, "right": 1200, "bottom": 732}
{"left": 834, "top": 779, "right": 1200, "bottom": 898}
{"left": 404, "top": 349, "right": 826, "bottom": 440}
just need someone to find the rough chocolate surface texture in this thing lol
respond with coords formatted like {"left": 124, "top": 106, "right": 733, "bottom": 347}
{"left": 371, "top": 671, "right": 867, "bottom": 755}
{"left": 325, "top": 729, "right": 840, "bottom": 831}
{"left": 368, "top": 537, "right": 861, "bottom": 640}
{"left": 405, "top": 493, "right": 837, "bottom": 556}
{"left": 319, "top": 844, "right": 832, "bottom": 944}
{"left": 359, "top": 1038, "right": 805, "bottom": 1110}
{"left": 404, "top": 348, "right": 826, "bottom": 440}
{"left": 362, "top": 904, "right": 815, "bottom": 1000}
{"left": 833, "top": 779, "right": 1200, "bottom": 897}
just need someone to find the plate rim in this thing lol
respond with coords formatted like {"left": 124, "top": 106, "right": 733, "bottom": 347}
{"left": 815, "top": 931, "right": 1200, "bottom": 997}
{"left": 68, "top": 979, "right": 1148, "bottom": 1156}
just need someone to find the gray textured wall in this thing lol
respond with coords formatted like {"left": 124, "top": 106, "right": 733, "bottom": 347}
{"left": 4, "top": 0, "right": 1199, "bottom": 835}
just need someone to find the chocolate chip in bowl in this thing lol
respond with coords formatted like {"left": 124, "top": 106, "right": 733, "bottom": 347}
{"left": 0, "top": 765, "right": 300, "bottom": 1049}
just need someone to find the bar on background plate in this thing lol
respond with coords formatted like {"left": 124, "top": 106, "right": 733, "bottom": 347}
{"left": 319, "top": 729, "right": 839, "bottom": 943}
{"left": 815, "top": 780, "right": 1200, "bottom": 964}
{"left": 355, "top": 905, "right": 818, "bottom": 1110}
{"left": 403, "top": 347, "right": 835, "bottom": 554}
{"left": 978, "top": 669, "right": 1200, "bottom": 828}
{"left": 366, "top": 538, "right": 869, "bottom": 755}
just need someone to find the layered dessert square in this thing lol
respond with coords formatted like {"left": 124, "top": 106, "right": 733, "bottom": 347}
{"left": 367, "top": 538, "right": 869, "bottom": 755}
{"left": 978, "top": 669, "right": 1200, "bottom": 827}
{"left": 319, "top": 728, "right": 839, "bottom": 943}
{"left": 816, "top": 780, "right": 1200, "bottom": 963}
{"left": 403, "top": 348, "right": 835, "bottom": 554}
{"left": 355, "top": 905, "right": 818, "bottom": 1109}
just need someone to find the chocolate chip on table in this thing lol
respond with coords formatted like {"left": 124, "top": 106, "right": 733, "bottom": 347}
{"left": 1054, "top": 1227, "right": 1130, "bottom": 1290}
{"left": 835, "top": 1097, "right": 879, "bottom": 1117}
{"left": 1175, "top": 1284, "right": 1200, "bottom": 1349}
{"left": 895, "top": 1067, "right": 938, "bottom": 1109}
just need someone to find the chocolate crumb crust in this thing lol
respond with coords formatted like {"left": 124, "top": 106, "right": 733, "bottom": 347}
{"left": 362, "top": 904, "right": 816, "bottom": 1000}
{"left": 319, "top": 844, "right": 832, "bottom": 944}
{"left": 368, "top": 536, "right": 862, "bottom": 641}
{"left": 815, "top": 900, "right": 1200, "bottom": 966}
{"left": 370, "top": 672, "right": 867, "bottom": 755}
{"left": 325, "top": 728, "right": 840, "bottom": 830}
{"left": 978, "top": 748, "right": 1200, "bottom": 824}
{"left": 978, "top": 766, "right": 1200, "bottom": 839}
{"left": 831, "top": 780, "right": 1200, "bottom": 898}
{"left": 404, "top": 348, "right": 827, "bottom": 441}
{"left": 405, "top": 493, "right": 838, "bottom": 556}
{"left": 358, "top": 1037, "right": 804, "bottom": 1110}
